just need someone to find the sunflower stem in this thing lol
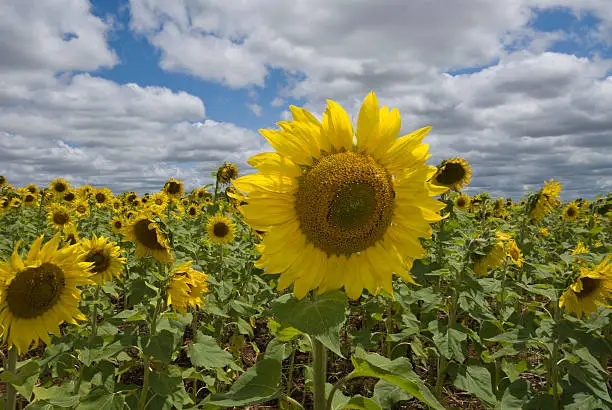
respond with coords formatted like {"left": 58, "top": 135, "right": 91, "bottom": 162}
{"left": 6, "top": 347, "right": 18, "bottom": 410}
{"left": 311, "top": 338, "right": 328, "bottom": 410}
{"left": 91, "top": 286, "right": 101, "bottom": 339}
{"left": 550, "top": 296, "right": 562, "bottom": 410}
{"left": 286, "top": 342, "right": 297, "bottom": 397}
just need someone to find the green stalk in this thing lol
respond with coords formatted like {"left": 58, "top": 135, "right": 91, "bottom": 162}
{"left": 551, "top": 298, "right": 562, "bottom": 410}
{"left": 91, "top": 286, "right": 101, "bottom": 338}
{"left": 311, "top": 338, "right": 328, "bottom": 410}
{"left": 286, "top": 343, "right": 297, "bottom": 397}
{"left": 5, "top": 347, "right": 18, "bottom": 410}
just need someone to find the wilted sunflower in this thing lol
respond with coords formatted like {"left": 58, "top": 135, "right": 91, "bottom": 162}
{"left": 217, "top": 163, "right": 239, "bottom": 185}
{"left": 454, "top": 193, "right": 470, "bottom": 211}
{"left": 0, "top": 234, "right": 94, "bottom": 353}
{"left": 93, "top": 188, "right": 113, "bottom": 208}
{"left": 559, "top": 256, "right": 612, "bottom": 318}
{"left": 563, "top": 202, "right": 579, "bottom": 221}
{"left": 206, "top": 214, "right": 235, "bottom": 245}
{"left": 80, "top": 235, "right": 126, "bottom": 284}
{"left": 529, "top": 179, "right": 562, "bottom": 223}
{"left": 122, "top": 213, "right": 173, "bottom": 263}
{"left": 232, "top": 92, "right": 445, "bottom": 299}
{"left": 166, "top": 261, "right": 209, "bottom": 315}
{"left": 110, "top": 216, "right": 124, "bottom": 234}
{"left": 164, "top": 178, "right": 184, "bottom": 198}
{"left": 430, "top": 158, "right": 472, "bottom": 192}
{"left": 47, "top": 204, "right": 73, "bottom": 232}
{"left": 49, "top": 178, "right": 70, "bottom": 196}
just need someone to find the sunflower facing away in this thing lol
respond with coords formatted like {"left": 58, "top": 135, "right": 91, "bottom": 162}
{"left": 232, "top": 92, "right": 446, "bottom": 299}
{"left": 0, "top": 234, "right": 94, "bottom": 353}
{"left": 167, "top": 261, "right": 209, "bottom": 315}
{"left": 559, "top": 256, "right": 612, "bottom": 318}
{"left": 206, "top": 214, "right": 236, "bottom": 245}
{"left": 217, "top": 163, "right": 240, "bottom": 185}
{"left": 80, "top": 235, "right": 126, "bottom": 284}
{"left": 430, "top": 157, "right": 472, "bottom": 192}
{"left": 122, "top": 213, "right": 173, "bottom": 263}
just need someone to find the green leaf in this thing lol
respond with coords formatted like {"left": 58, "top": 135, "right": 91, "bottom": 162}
{"left": 342, "top": 396, "right": 383, "bottom": 410}
{"left": 143, "top": 329, "right": 176, "bottom": 364}
{"left": 347, "top": 348, "right": 445, "bottom": 410}
{"left": 429, "top": 321, "right": 467, "bottom": 362}
{"left": 187, "top": 333, "right": 234, "bottom": 369}
{"left": 76, "top": 387, "right": 126, "bottom": 410}
{"left": 0, "top": 360, "right": 40, "bottom": 400}
{"left": 497, "top": 379, "right": 529, "bottom": 410}
{"left": 32, "top": 385, "right": 80, "bottom": 408}
{"left": 267, "top": 319, "right": 305, "bottom": 342}
{"left": 148, "top": 365, "right": 192, "bottom": 410}
{"left": 272, "top": 292, "right": 348, "bottom": 357}
{"left": 372, "top": 380, "right": 413, "bottom": 409}
{"left": 501, "top": 359, "right": 527, "bottom": 383}
{"left": 565, "top": 361, "right": 612, "bottom": 404}
{"left": 449, "top": 364, "right": 496, "bottom": 407}
{"left": 204, "top": 343, "right": 285, "bottom": 407}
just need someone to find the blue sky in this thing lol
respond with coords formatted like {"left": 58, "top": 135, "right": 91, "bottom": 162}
{"left": 1, "top": 0, "right": 611, "bottom": 198}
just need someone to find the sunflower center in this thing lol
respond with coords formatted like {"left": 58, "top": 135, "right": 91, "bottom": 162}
{"left": 114, "top": 220, "right": 122, "bottom": 229}
{"left": 189, "top": 207, "right": 197, "bottom": 216}
{"left": 567, "top": 208, "right": 576, "bottom": 217}
{"left": 134, "top": 219, "right": 166, "bottom": 250}
{"left": 53, "top": 211, "right": 70, "bottom": 225}
{"left": 436, "top": 163, "right": 466, "bottom": 185}
{"left": 166, "top": 182, "right": 181, "bottom": 195}
{"left": 54, "top": 183, "right": 67, "bottom": 193}
{"left": 295, "top": 152, "right": 394, "bottom": 256}
{"left": 64, "top": 192, "right": 75, "bottom": 202}
{"left": 6, "top": 263, "right": 66, "bottom": 319}
{"left": 213, "top": 222, "right": 229, "bottom": 238}
{"left": 76, "top": 205, "right": 87, "bottom": 214}
{"left": 577, "top": 277, "right": 599, "bottom": 299}
{"left": 86, "top": 251, "right": 111, "bottom": 273}
{"left": 457, "top": 198, "right": 466, "bottom": 207}
{"left": 95, "top": 193, "right": 106, "bottom": 203}
{"left": 25, "top": 194, "right": 35, "bottom": 203}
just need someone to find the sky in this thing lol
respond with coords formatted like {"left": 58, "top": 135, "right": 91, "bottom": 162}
{"left": 1, "top": 0, "right": 611, "bottom": 200}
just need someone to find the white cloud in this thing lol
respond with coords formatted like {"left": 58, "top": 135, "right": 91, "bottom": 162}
{"left": 270, "top": 97, "right": 285, "bottom": 107}
{"left": 247, "top": 103, "right": 264, "bottom": 117}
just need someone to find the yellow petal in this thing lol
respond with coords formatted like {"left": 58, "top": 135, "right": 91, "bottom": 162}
{"left": 322, "top": 99, "right": 354, "bottom": 152}
{"left": 356, "top": 91, "right": 380, "bottom": 153}
{"left": 247, "top": 152, "right": 302, "bottom": 177}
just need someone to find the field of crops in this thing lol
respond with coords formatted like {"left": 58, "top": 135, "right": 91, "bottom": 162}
{"left": 0, "top": 95, "right": 611, "bottom": 410}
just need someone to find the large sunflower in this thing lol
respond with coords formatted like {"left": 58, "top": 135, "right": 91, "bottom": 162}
{"left": 559, "top": 256, "right": 612, "bottom": 318}
{"left": 80, "top": 235, "right": 126, "bottom": 284}
{"left": 47, "top": 203, "right": 74, "bottom": 232}
{"left": 166, "top": 261, "right": 209, "bottom": 315}
{"left": 0, "top": 235, "right": 94, "bottom": 353}
{"left": 206, "top": 214, "right": 236, "bottom": 245}
{"left": 430, "top": 157, "right": 472, "bottom": 192}
{"left": 232, "top": 92, "right": 445, "bottom": 299}
{"left": 122, "top": 213, "right": 173, "bottom": 263}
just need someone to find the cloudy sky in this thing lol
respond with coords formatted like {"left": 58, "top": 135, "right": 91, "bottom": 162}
{"left": 1, "top": 0, "right": 611, "bottom": 199}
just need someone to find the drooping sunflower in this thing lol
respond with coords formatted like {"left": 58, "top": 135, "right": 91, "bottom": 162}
{"left": 430, "top": 157, "right": 472, "bottom": 192}
{"left": 163, "top": 178, "right": 184, "bottom": 198}
{"left": 559, "top": 256, "right": 612, "bottom": 318}
{"left": 206, "top": 214, "right": 235, "bottom": 245}
{"left": 217, "top": 163, "right": 239, "bottom": 185}
{"left": 563, "top": 202, "right": 579, "bottom": 221}
{"left": 473, "top": 241, "right": 506, "bottom": 276}
{"left": 80, "top": 235, "right": 126, "bottom": 284}
{"left": 0, "top": 234, "right": 94, "bottom": 353}
{"left": 166, "top": 261, "right": 209, "bottom": 315}
{"left": 122, "top": 213, "right": 173, "bottom": 263}
{"left": 529, "top": 179, "right": 562, "bottom": 223}
{"left": 93, "top": 188, "right": 113, "bottom": 208}
{"left": 454, "top": 193, "right": 470, "bottom": 211}
{"left": 232, "top": 92, "right": 445, "bottom": 299}
{"left": 47, "top": 204, "right": 73, "bottom": 232}
{"left": 49, "top": 178, "right": 70, "bottom": 196}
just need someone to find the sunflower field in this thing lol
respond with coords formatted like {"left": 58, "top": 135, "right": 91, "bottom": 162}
{"left": 0, "top": 93, "right": 611, "bottom": 410}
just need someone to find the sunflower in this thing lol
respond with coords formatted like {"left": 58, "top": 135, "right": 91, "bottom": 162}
{"left": 454, "top": 193, "right": 470, "bottom": 211}
{"left": 10, "top": 198, "right": 22, "bottom": 209}
{"left": 125, "top": 191, "right": 139, "bottom": 205}
{"left": 559, "top": 256, "right": 612, "bottom": 318}
{"left": 196, "top": 188, "right": 212, "bottom": 201}
{"left": 539, "top": 227, "right": 549, "bottom": 237}
{"left": 93, "top": 188, "right": 113, "bottom": 208}
{"left": 148, "top": 192, "right": 169, "bottom": 214}
{"left": 232, "top": 92, "right": 445, "bottom": 299}
{"left": 0, "top": 234, "right": 94, "bottom": 353}
{"left": 111, "top": 199, "right": 123, "bottom": 212}
{"left": 187, "top": 205, "right": 199, "bottom": 218}
{"left": 563, "top": 202, "right": 579, "bottom": 221}
{"left": 49, "top": 178, "right": 70, "bottom": 196}
{"left": 506, "top": 240, "right": 524, "bottom": 267}
{"left": 529, "top": 179, "right": 562, "bottom": 223}
{"left": 80, "top": 235, "right": 126, "bottom": 284}
{"left": 47, "top": 204, "right": 73, "bottom": 232}
{"left": 25, "top": 184, "right": 38, "bottom": 194}
{"left": 78, "top": 185, "right": 95, "bottom": 200}
{"left": 110, "top": 216, "right": 124, "bottom": 234}
{"left": 473, "top": 242, "right": 506, "bottom": 276}
{"left": 206, "top": 214, "right": 235, "bottom": 245}
{"left": 217, "top": 163, "right": 239, "bottom": 185}
{"left": 0, "top": 175, "right": 6, "bottom": 187}
{"left": 163, "top": 178, "right": 184, "bottom": 198}
{"left": 63, "top": 224, "right": 79, "bottom": 245}
{"left": 73, "top": 201, "right": 90, "bottom": 217}
{"left": 23, "top": 193, "right": 38, "bottom": 207}
{"left": 63, "top": 190, "right": 77, "bottom": 204}
{"left": 166, "top": 261, "right": 209, "bottom": 315}
{"left": 430, "top": 158, "right": 472, "bottom": 192}
{"left": 122, "top": 213, "right": 173, "bottom": 263}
